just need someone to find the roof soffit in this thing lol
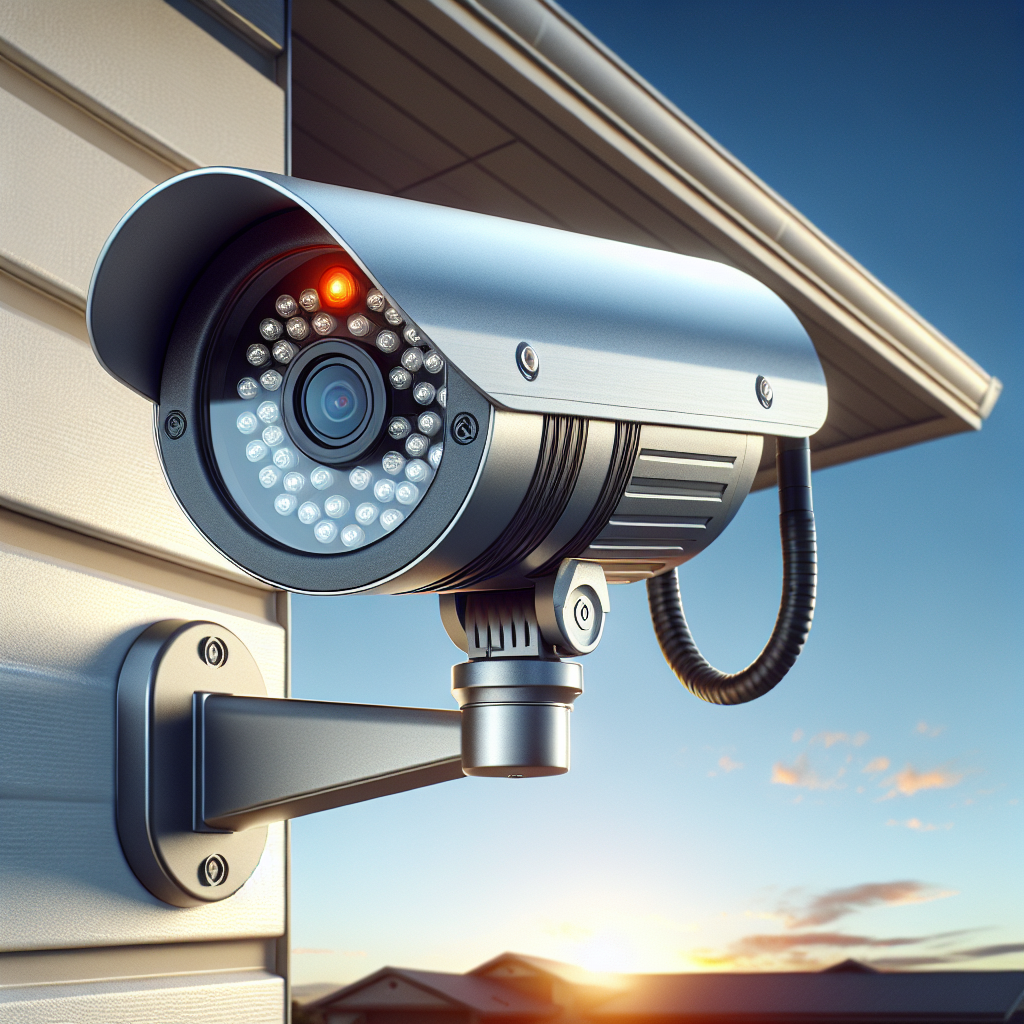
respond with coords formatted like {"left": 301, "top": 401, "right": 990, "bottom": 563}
{"left": 356, "top": 0, "right": 1004, "bottom": 477}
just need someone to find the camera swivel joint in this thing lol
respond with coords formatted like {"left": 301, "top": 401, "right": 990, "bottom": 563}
{"left": 440, "top": 559, "right": 610, "bottom": 778}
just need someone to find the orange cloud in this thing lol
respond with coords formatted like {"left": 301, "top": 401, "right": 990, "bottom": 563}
{"left": 771, "top": 755, "right": 841, "bottom": 790}
{"left": 718, "top": 755, "right": 743, "bottom": 773}
{"left": 734, "top": 931, "right": 922, "bottom": 954}
{"left": 783, "top": 880, "right": 956, "bottom": 928}
{"left": 863, "top": 756, "right": 890, "bottom": 774}
{"left": 886, "top": 818, "right": 952, "bottom": 832}
{"left": 882, "top": 764, "right": 963, "bottom": 799}
{"left": 916, "top": 721, "right": 944, "bottom": 737}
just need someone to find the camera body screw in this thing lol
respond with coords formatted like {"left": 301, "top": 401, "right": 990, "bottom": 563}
{"left": 164, "top": 411, "right": 187, "bottom": 439}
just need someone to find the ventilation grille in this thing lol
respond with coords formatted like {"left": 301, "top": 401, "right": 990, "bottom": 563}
{"left": 584, "top": 431, "right": 759, "bottom": 583}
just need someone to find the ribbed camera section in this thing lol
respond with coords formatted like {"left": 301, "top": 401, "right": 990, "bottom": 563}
{"left": 584, "top": 427, "right": 763, "bottom": 583}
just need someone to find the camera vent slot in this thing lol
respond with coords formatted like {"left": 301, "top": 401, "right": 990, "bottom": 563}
{"left": 637, "top": 450, "right": 737, "bottom": 468}
{"left": 586, "top": 427, "right": 762, "bottom": 583}
{"left": 465, "top": 591, "right": 541, "bottom": 659}
{"left": 625, "top": 479, "right": 727, "bottom": 501}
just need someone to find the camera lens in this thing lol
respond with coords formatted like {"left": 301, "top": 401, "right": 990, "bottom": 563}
{"left": 305, "top": 365, "right": 367, "bottom": 439}
{"left": 280, "top": 340, "right": 387, "bottom": 467}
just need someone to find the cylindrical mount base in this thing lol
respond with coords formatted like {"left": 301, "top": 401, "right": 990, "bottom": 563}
{"left": 452, "top": 658, "right": 583, "bottom": 778}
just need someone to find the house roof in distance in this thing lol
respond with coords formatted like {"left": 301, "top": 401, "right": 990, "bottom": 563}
{"left": 306, "top": 964, "right": 557, "bottom": 1017}
{"left": 470, "top": 951, "right": 628, "bottom": 991}
{"left": 302, "top": 952, "right": 1024, "bottom": 1023}
{"left": 590, "top": 969, "right": 1024, "bottom": 1022}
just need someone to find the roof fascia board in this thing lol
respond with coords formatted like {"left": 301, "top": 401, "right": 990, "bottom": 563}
{"left": 404, "top": 0, "right": 1000, "bottom": 431}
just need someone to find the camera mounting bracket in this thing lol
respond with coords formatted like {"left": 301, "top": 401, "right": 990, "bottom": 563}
{"left": 116, "top": 620, "right": 463, "bottom": 906}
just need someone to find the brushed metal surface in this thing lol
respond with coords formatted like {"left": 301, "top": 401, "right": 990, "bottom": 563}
{"left": 452, "top": 658, "right": 583, "bottom": 778}
{"left": 87, "top": 168, "right": 827, "bottom": 436}
{"left": 115, "top": 621, "right": 269, "bottom": 907}
{"left": 199, "top": 696, "right": 463, "bottom": 831}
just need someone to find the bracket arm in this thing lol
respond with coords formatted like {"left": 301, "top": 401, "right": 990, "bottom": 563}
{"left": 196, "top": 694, "right": 463, "bottom": 832}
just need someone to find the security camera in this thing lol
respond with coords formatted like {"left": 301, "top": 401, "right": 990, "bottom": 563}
{"left": 89, "top": 168, "right": 826, "bottom": 781}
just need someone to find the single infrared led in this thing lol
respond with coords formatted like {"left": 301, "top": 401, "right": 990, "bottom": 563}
{"left": 314, "top": 520, "right": 338, "bottom": 544}
{"left": 259, "top": 466, "right": 280, "bottom": 488}
{"left": 395, "top": 481, "right": 419, "bottom": 505}
{"left": 274, "top": 493, "right": 298, "bottom": 515}
{"left": 257, "top": 401, "right": 279, "bottom": 424}
{"left": 402, "top": 325, "right": 423, "bottom": 346}
{"left": 382, "top": 451, "right": 405, "bottom": 476}
{"left": 299, "top": 288, "right": 320, "bottom": 312}
{"left": 423, "top": 350, "right": 444, "bottom": 374}
{"left": 380, "top": 508, "right": 404, "bottom": 532}
{"left": 260, "top": 369, "right": 283, "bottom": 391}
{"left": 412, "top": 382, "right": 436, "bottom": 406}
{"left": 340, "top": 524, "right": 365, "bottom": 548}
{"left": 388, "top": 417, "right": 411, "bottom": 440}
{"left": 260, "top": 318, "right": 283, "bottom": 341}
{"left": 283, "top": 472, "right": 305, "bottom": 493}
{"left": 312, "top": 312, "right": 337, "bottom": 335}
{"left": 348, "top": 466, "right": 372, "bottom": 490}
{"left": 405, "top": 433, "right": 428, "bottom": 457}
{"left": 347, "top": 314, "right": 371, "bottom": 337}
{"left": 236, "top": 411, "right": 258, "bottom": 434}
{"left": 401, "top": 348, "right": 423, "bottom": 373}
{"left": 286, "top": 317, "right": 309, "bottom": 341}
{"left": 237, "top": 377, "right": 259, "bottom": 400}
{"left": 417, "top": 411, "right": 441, "bottom": 436}
{"left": 273, "top": 447, "right": 296, "bottom": 470}
{"left": 320, "top": 267, "right": 359, "bottom": 309}
{"left": 437, "top": 386, "right": 447, "bottom": 408}
{"left": 405, "top": 459, "right": 429, "bottom": 483}
{"left": 324, "top": 495, "right": 350, "bottom": 518}
{"left": 298, "top": 501, "right": 321, "bottom": 525}
{"left": 276, "top": 295, "right": 298, "bottom": 318}
{"left": 245, "top": 440, "right": 268, "bottom": 462}
{"left": 375, "top": 330, "right": 400, "bottom": 354}
{"left": 262, "top": 425, "right": 284, "bottom": 447}
{"left": 272, "top": 340, "right": 297, "bottom": 364}
{"left": 373, "top": 478, "right": 395, "bottom": 502}
{"left": 366, "top": 289, "right": 386, "bottom": 312}
{"left": 247, "top": 343, "right": 270, "bottom": 366}
{"left": 310, "top": 467, "right": 334, "bottom": 490}
{"left": 355, "top": 502, "right": 379, "bottom": 526}
{"left": 384, "top": 307, "right": 403, "bottom": 326}
{"left": 389, "top": 367, "right": 412, "bottom": 390}
{"left": 428, "top": 443, "right": 443, "bottom": 469}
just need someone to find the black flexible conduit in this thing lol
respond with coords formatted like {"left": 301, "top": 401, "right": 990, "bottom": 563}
{"left": 646, "top": 436, "right": 817, "bottom": 705}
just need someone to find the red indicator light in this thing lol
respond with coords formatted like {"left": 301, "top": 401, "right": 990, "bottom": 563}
{"left": 319, "top": 267, "right": 359, "bottom": 309}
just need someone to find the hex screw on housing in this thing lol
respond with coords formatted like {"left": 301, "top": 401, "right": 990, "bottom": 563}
{"left": 164, "top": 411, "right": 187, "bottom": 439}
{"left": 516, "top": 342, "right": 539, "bottom": 380}
{"left": 451, "top": 413, "right": 479, "bottom": 445}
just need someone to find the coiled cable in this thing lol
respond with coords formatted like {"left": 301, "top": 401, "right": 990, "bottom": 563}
{"left": 646, "top": 437, "right": 817, "bottom": 705}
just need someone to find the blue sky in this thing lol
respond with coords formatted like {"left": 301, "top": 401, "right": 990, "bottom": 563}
{"left": 290, "top": 0, "right": 1023, "bottom": 984}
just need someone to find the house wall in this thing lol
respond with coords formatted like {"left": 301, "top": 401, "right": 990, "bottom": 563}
{"left": 0, "top": 2, "right": 289, "bottom": 1020}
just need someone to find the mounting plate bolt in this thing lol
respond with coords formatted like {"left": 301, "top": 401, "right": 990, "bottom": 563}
{"left": 756, "top": 375, "right": 773, "bottom": 409}
{"left": 200, "top": 637, "right": 227, "bottom": 667}
{"left": 200, "top": 854, "right": 228, "bottom": 886}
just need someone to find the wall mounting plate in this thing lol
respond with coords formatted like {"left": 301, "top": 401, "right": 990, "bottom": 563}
{"left": 116, "top": 620, "right": 268, "bottom": 906}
